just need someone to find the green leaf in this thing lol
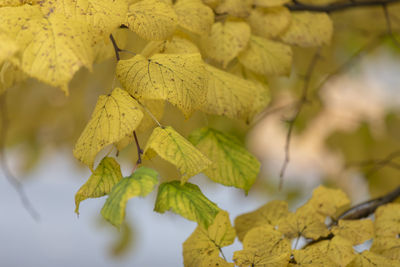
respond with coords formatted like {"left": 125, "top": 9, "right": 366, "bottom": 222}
{"left": 101, "top": 167, "right": 159, "bottom": 227}
{"left": 144, "top": 126, "right": 211, "bottom": 183}
{"left": 189, "top": 127, "right": 260, "bottom": 192}
{"left": 74, "top": 157, "right": 123, "bottom": 215}
{"left": 154, "top": 181, "right": 220, "bottom": 229}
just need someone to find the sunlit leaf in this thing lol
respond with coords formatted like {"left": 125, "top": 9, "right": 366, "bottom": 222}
{"left": 201, "top": 21, "right": 251, "bottom": 68}
{"left": 174, "top": 0, "right": 214, "bottom": 36}
{"left": 280, "top": 12, "right": 333, "bottom": 47}
{"left": 292, "top": 246, "right": 337, "bottom": 267}
{"left": 116, "top": 53, "right": 207, "bottom": 118}
{"left": 75, "top": 157, "right": 123, "bottom": 215}
{"left": 235, "top": 200, "right": 289, "bottom": 241}
{"left": 154, "top": 181, "right": 220, "bottom": 229}
{"left": 200, "top": 64, "right": 270, "bottom": 122}
{"left": 374, "top": 203, "right": 400, "bottom": 238}
{"left": 238, "top": 35, "right": 292, "bottom": 76}
{"left": 141, "top": 35, "right": 200, "bottom": 58}
{"left": 307, "top": 185, "right": 351, "bottom": 218}
{"left": 311, "top": 236, "right": 355, "bottom": 266}
{"left": 233, "top": 225, "right": 291, "bottom": 267}
{"left": 101, "top": 167, "right": 159, "bottom": 227}
{"left": 189, "top": 127, "right": 260, "bottom": 192}
{"left": 144, "top": 126, "right": 211, "bottom": 183}
{"left": 0, "top": 4, "right": 94, "bottom": 93}
{"left": 248, "top": 6, "right": 291, "bottom": 39}
{"left": 0, "top": 34, "right": 18, "bottom": 64}
{"left": 332, "top": 219, "right": 374, "bottom": 245}
{"left": 73, "top": 88, "right": 144, "bottom": 169}
{"left": 127, "top": 0, "right": 178, "bottom": 41}
{"left": 348, "top": 251, "right": 400, "bottom": 267}
{"left": 183, "top": 210, "right": 236, "bottom": 266}
{"left": 215, "top": 0, "right": 252, "bottom": 17}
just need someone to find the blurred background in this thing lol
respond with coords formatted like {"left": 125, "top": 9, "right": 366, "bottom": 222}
{"left": 1, "top": 2, "right": 400, "bottom": 267}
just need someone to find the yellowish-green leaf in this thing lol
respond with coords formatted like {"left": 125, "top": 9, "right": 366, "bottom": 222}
{"left": 154, "top": 181, "right": 220, "bottom": 229}
{"left": 201, "top": 21, "right": 251, "bottom": 68}
{"left": 141, "top": 35, "right": 200, "bottom": 58}
{"left": 116, "top": 53, "right": 207, "bottom": 118}
{"left": 74, "top": 157, "right": 123, "bottom": 215}
{"left": 306, "top": 185, "right": 351, "bottom": 219}
{"left": 248, "top": 7, "right": 291, "bottom": 39}
{"left": 215, "top": 0, "right": 252, "bottom": 17}
{"left": 174, "top": 0, "right": 214, "bottom": 36}
{"left": 278, "top": 205, "right": 330, "bottom": 239}
{"left": 312, "top": 236, "right": 355, "bottom": 266}
{"left": 235, "top": 200, "right": 289, "bottom": 241}
{"left": 73, "top": 88, "right": 144, "bottom": 170}
{"left": 101, "top": 167, "right": 159, "bottom": 227}
{"left": 183, "top": 210, "right": 236, "bottom": 266}
{"left": 332, "top": 219, "right": 374, "bottom": 245}
{"left": 238, "top": 35, "right": 292, "bottom": 76}
{"left": 189, "top": 127, "right": 260, "bottom": 192}
{"left": 233, "top": 225, "right": 291, "bottom": 267}
{"left": 253, "top": 0, "right": 290, "bottom": 7}
{"left": 292, "top": 246, "right": 337, "bottom": 267}
{"left": 200, "top": 64, "right": 270, "bottom": 122}
{"left": 127, "top": 0, "right": 178, "bottom": 40}
{"left": 144, "top": 126, "right": 211, "bottom": 183}
{"left": 371, "top": 237, "right": 400, "bottom": 261}
{"left": 0, "top": 5, "right": 94, "bottom": 94}
{"left": 348, "top": 251, "right": 399, "bottom": 267}
{"left": 280, "top": 12, "right": 333, "bottom": 47}
{"left": 374, "top": 203, "right": 400, "bottom": 238}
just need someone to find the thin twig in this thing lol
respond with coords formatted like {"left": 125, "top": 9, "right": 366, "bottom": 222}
{"left": 133, "top": 131, "right": 143, "bottom": 167}
{"left": 346, "top": 150, "right": 400, "bottom": 176}
{"left": 382, "top": 4, "right": 400, "bottom": 49}
{"left": 286, "top": 0, "right": 400, "bottom": 12}
{"left": 0, "top": 93, "right": 40, "bottom": 221}
{"left": 278, "top": 49, "right": 321, "bottom": 189}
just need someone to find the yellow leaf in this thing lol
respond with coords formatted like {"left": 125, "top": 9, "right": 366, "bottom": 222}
{"left": 183, "top": 210, "right": 236, "bottom": 266}
{"left": 306, "top": 185, "right": 351, "bottom": 219}
{"left": 371, "top": 237, "right": 400, "bottom": 261}
{"left": 74, "top": 157, "right": 123, "bottom": 215}
{"left": 154, "top": 181, "right": 220, "bottom": 229}
{"left": 199, "top": 256, "right": 234, "bottom": 267}
{"left": 200, "top": 64, "right": 270, "bottom": 121}
{"left": 101, "top": 167, "right": 159, "bottom": 227}
{"left": 144, "top": 126, "right": 211, "bottom": 183}
{"left": 374, "top": 203, "right": 400, "bottom": 238}
{"left": 201, "top": 21, "right": 251, "bottom": 68}
{"left": 235, "top": 200, "right": 289, "bottom": 241}
{"left": 215, "top": 0, "right": 252, "bottom": 17}
{"left": 0, "top": 0, "right": 38, "bottom": 7}
{"left": 0, "top": 33, "right": 18, "bottom": 64}
{"left": 253, "top": 0, "right": 290, "bottom": 7}
{"left": 348, "top": 251, "right": 400, "bottom": 267}
{"left": 141, "top": 35, "right": 200, "bottom": 58}
{"left": 49, "top": 0, "right": 128, "bottom": 38}
{"left": 280, "top": 12, "right": 333, "bottom": 47}
{"left": 292, "top": 246, "right": 337, "bottom": 267}
{"left": 127, "top": 0, "right": 178, "bottom": 41}
{"left": 312, "top": 236, "right": 355, "bottom": 266}
{"left": 93, "top": 29, "right": 128, "bottom": 63}
{"left": 278, "top": 205, "right": 330, "bottom": 239}
{"left": 202, "top": 0, "right": 220, "bottom": 9}
{"left": 248, "top": 6, "right": 291, "bottom": 39}
{"left": 73, "top": 88, "right": 144, "bottom": 169}
{"left": 116, "top": 53, "right": 207, "bottom": 118}
{"left": 238, "top": 35, "right": 292, "bottom": 76}
{"left": 174, "top": 0, "right": 214, "bottom": 36}
{"left": 233, "top": 225, "right": 291, "bottom": 267}
{"left": 189, "top": 128, "right": 260, "bottom": 192}
{"left": 331, "top": 219, "right": 374, "bottom": 245}
{"left": 0, "top": 4, "right": 93, "bottom": 94}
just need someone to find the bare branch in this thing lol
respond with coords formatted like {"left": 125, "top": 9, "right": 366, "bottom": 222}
{"left": 382, "top": 4, "right": 400, "bottom": 49}
{"left": 279, "top": 49, "right": 321, "bottom": 189}
{"left": 0, "top": 93, "right": 40, "bottom": 221}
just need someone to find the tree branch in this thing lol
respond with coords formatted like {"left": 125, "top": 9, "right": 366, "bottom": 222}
{"left": 0, "top": 93, "right": 40, "bottom": 221}
{"left": 382, "top": 4, "right": 400, "bottom": 49}
{"left": 279, "top": 49, "right": 321, "bottom": 189}
{"left": 286, "top": 0, "right": 400, "bottom": 12}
